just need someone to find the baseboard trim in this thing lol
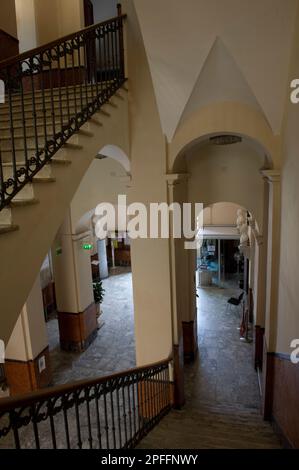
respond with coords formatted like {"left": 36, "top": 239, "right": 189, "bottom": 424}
{"left": 58, "top": 302, "right": 98, "bottom": 352}
{"left": 182, "top": 319, "right": 198, "bottom": 364}
{"left": 271, "top": 416, "right": 295, "bottom": 449}
{"left": 268, "top": 351, "right": 291, "bottom": 361}
{"left": 4, "top": 346, "right": 52, "bottom": 396}
{"left": 60, "top": 328, "right": 98, "bottom": 353}
{"left": 263, "top": 340, "right": 299, "bottom": 448}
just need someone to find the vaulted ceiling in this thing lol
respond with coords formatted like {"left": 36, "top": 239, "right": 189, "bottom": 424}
{"left": 134, "top": 0, "right": 297, "bottom": 141}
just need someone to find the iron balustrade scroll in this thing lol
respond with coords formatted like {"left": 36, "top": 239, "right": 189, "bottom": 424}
{"left": 0, "top": 357, "right": 172, "bottom": 449}
{"left": 0, "top": 8, "right": 126, "bottom": 210}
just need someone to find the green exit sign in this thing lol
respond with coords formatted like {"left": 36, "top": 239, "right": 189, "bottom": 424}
{"left": 56, "top": 247, "right": 62, "bottom": 256}
{"left": 83, "top": 243, "right": 93, "bottom": 251}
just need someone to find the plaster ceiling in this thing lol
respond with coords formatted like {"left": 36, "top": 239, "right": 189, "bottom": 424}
{"left": 134, "top": 0, "right": 297, "bottom": 141}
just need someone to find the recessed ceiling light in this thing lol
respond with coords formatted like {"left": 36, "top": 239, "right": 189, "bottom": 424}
{"left": 210, "top": 135, "right": 242, "bottom": 145}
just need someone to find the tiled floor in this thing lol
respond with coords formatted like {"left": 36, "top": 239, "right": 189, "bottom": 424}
{"left": 139, "top": 283, "right": 282, "bottom": 449}
{"left": 47, "top": 267, "right": 136, "bottom": 385}
{"left": 1, "top": 275, "right": 282, "bottom": 449}
{"left": 190, "top": 283, "right": 260, "bottom": 408}
{"left": 46, "top": 273, "right": 281, "bottom": 448}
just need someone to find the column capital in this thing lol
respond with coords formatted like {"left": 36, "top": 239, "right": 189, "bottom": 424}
{"left": 71, "top": 230, "right": 92, "bottom": 242}
{"left": 166, "top": 173, "right": 189, "bottom": 186}
{"left": 260, "top": 169, "right": 281, "bottom": 183}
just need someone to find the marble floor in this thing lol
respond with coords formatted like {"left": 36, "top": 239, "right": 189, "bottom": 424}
{"left": 47, "top": 267, "right": 136, "bottom": 385}
{"left": 46, "top": 273, "right": 281, "bottom": 448}
{"left": 140, "top": 283, "right": 281, "bottom": 449}
{"left": 191, "top": 283, "right": 260, "bottom": 408}
{"left": 1, "top": 276, "right": 282, "bottom": 449}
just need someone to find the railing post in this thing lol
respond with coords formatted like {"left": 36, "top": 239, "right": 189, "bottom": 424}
{"left": 117, "top": 4, "right": 125, "bottom": 81}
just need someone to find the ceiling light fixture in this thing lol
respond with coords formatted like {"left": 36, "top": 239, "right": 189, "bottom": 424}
{"left": 210, "top": 135, "right": 242, "bottom": 145}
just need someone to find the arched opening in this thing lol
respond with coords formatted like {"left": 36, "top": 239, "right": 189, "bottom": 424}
{"left": 172, "top": 132, "right": 270, "bottom": 415}
{"left": 41, "top": 145, "right": 135, "bottom": 384}
{"left": 197, "top": 202, "right": 248, "bottom": 288}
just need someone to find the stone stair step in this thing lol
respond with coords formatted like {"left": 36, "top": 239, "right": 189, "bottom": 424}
{"left": 0, "top": 104, "right": 79, "bottom": 120}
{"left": 4, "top": 82, "right": 109, "bottom": 102}
{"left": 50, "top": 158, "right": 72, "bottom": 166}
{"left": 10, "top": 198, "right": 39, "bottom": 208}
{"left": 32, "top": 176, "right": 56, "bottom": 183}
{"left": 1, "top": 141, "right": 82, "bottom": 162}
{"left": 2, "top": 90, "right": 101, "bottom": 111}
{"left": 0, "top": 208, "right": 12, "bottom": 225}
{"left": 0, "top": 121, "right": 70, "bottom": 136}
{"left": 0, "top": 224, "right": 19, "bottom": 235}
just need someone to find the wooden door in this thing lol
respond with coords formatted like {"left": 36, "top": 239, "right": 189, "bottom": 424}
{"left": 84, "top": 0, "right": 94, "bottom": 26}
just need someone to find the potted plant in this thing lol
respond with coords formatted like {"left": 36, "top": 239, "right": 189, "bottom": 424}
{"left": 93, "top": 279, "right": 105, "bottom": 317}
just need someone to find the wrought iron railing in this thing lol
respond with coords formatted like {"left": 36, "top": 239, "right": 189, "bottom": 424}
{"left": 0, "top": 357, "right": 172, "bottom": 449}
{"left": 0, "top": 6, "right": 126, "bottom": 210}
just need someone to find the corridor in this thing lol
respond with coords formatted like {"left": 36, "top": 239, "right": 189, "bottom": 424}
{"left": 139, "top": 285, "right": 281, "bottom": 449}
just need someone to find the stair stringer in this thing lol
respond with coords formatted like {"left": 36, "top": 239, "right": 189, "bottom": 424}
{"left": 0, "top": 91, "right": 130, "bottom": 344}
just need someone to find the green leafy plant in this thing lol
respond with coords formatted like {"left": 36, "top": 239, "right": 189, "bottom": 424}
{"left": 93, "top": 280, "right": 105, "bottom": 304}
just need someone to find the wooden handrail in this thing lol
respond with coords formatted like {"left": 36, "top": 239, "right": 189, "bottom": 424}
{"left": 0, "top": 355, "right": 172, "bottom": 412}
{"left": 0, "top": 8, "right": 127, "bottom": 211}
{"left": 0, "top": 28, "right": 19, "bottom": 44}
{"left": 0, "top": 14, "right": 126, "bottom": 69}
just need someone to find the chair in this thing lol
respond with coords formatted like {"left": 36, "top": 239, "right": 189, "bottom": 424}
{"left": 226, "top": 292, "right": 244, "bottom": 313}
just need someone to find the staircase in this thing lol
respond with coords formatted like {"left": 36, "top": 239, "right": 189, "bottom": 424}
{"left": 0, "top": 11, "right": 129, "bottom": 344}
{"left": 138, "top": 401, "right": 281, "bottom": 449}
{"left": 0, "top": 84, "right": 124, "bottom": 215}
{"left": 0, "top": 356, "right": 172, "bottom": 449}
{"left": 0, "top": 10, "right": 175, "bottom": 451}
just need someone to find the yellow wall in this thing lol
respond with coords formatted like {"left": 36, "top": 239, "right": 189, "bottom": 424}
{"left": 0, "top": 89, "right": 129, "bottom": 345}
{"left": 31, "top": 0, "right": 84, "bottom": 46}
{"left": 203, "top": 202, "right": 244, "bottom": 226}
{"left": 186, "top": 141, "right": 265, "bottom": 232}
{"left": 15, "top": 0, "right": 85, "bottom": 51}
{"left": 124, "top": 0, "right": 173, "bottom": 365}
{"left": 52, "top": 210, "right": 94, "bottom": 313}
{"left": 15, "top": 0, "right": 37, "bottom": 52}
{"left": 134, "top": 0, "right": 296, "bottom": 140}
{"left": 276, "top": 4, "right": 299, "bottom": 353}
{"left": 70, "top": 157, "right": 129, "bottom": 233}
{"left": 0, "top": 0, "right": 17, "bottom": 38}
{"left": 6, "top": 277, "right": 48, "bottom": 362}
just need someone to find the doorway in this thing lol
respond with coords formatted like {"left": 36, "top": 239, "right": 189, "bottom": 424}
{"left": 197, "top": 238, "right": 244, "bottom": 290}
{"left": 84, "top": 0, "right": 94, "bottom": 26}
